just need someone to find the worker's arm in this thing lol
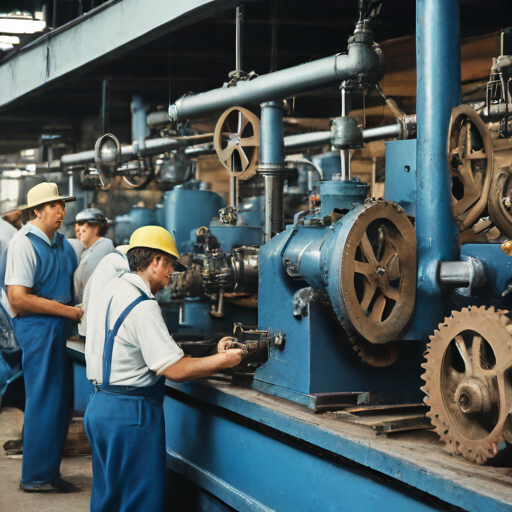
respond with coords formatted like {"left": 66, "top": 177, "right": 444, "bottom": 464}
{"left": 7, "top": 285, "right": 82, "bottom": 322}
{"left": 162, "top": 349, "right": 243, "bottom": 383}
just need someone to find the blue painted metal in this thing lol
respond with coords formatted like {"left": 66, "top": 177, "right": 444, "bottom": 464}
{"left": 161, "top": 299, "right": 257, "bottom": 336}
{"left": 259, "top": 102, "right": 285, "bottom": 165}
{"left": 163, "top": 187, "right": 225, "bottom": 254}
{"left": 319, "top": 180, "right": 369, "bottom": 217}
{"left": 163, "top": 381, "right": 511, "bottom": 512}
{"left": 450, "top": 244, "right": 512, "bottom": 309}
{"left": 254, "top": 224, "right": 425, "bottom": 404}
{"left": 414, "top": 0, "right": 461, "bottom": 339}
{"left": 238, "top": 196, "right": 265, "bottom": 229}
{"left": 384, "top": 139, "right": 417, "bottom": 217}
{"left": 312, "top": 151, "right": 342, "bottom": 181}
{"left": 114, "top": 205, "right": 161, "bottom": 245}
{"left": 209, "top": 225, "right": 263, "bottom": 251}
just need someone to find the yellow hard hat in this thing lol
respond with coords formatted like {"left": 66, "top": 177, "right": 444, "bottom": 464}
{"left": 128, "top": 226, "right": 186, "bottom": 271}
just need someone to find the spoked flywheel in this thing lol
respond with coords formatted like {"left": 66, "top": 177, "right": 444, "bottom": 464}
{"left": 448, "top": 105, "right": 494, "bottom": 232}
{"left": 421, "top": 306, "right": 512, "bottom": 464}
{"left": 327, "top": 200, "right": 416, "bottom": 367}
{"left": 213, "top": 106, "right": 260, "bottom": 180}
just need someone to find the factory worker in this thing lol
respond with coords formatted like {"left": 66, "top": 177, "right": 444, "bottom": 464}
{"left": 84, "top": 226, "right": 242, "bottom": 512}
{"left": 78, "top": 248, "right": 129, "bottom": 337}
{"left": 73, "top": 208, "right": 116, "bottom": 303}
{"left": 5, "top": 182, "right": 82, "bottom": 492}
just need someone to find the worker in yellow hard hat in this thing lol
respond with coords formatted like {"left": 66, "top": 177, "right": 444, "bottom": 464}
{"left": 83, "top": 225, "right": 242, "bottom": 512}
{"left": 4, "top": 182, "right": 82, "bottom": 492}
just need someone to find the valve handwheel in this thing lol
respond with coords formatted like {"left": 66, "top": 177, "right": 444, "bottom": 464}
{"left": 214, "top": 107, "right": 260, "bottom": 181}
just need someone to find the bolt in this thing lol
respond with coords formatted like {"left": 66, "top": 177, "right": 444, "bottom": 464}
{"left": 376, "top": 267, "right": 386, "bottom": 276}
{"left": 459, "top": 393, "right": 470, "bottom": 408}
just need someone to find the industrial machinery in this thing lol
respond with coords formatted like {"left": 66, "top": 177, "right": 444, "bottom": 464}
{"left": 38, "top": 0, "right": 512, "bottom": 509}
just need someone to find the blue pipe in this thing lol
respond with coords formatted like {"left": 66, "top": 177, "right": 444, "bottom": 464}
{"left": 414, "top": 0, "right": 461, "bottom": 337}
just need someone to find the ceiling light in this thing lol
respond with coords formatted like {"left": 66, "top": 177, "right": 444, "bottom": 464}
{"left": 0, "top": 11, "right": 46, "bottom": 34}
{"left": 0, "top": 35, "right": 20, "bottom": 44}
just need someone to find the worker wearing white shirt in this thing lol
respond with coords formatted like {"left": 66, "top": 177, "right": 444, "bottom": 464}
{"left": 84, "top": 226, "right": 242, "bottom": 512}
{"left": 5, "top": 182, "right": 81, "bottom": 492}
{"left": 78, "top": 249, "right": 129, "bottom": 337}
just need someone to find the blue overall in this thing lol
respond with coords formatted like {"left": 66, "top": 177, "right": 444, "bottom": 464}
{"left": 11, "top": 231, "right": 77, "bottom": 487}
{"left": 84, "top": 289, "right": 167, "bottom": 512}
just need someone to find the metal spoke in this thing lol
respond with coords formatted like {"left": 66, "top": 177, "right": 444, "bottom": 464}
{"left": 220, "top": 143, "right": 236, "bottom": 163}
{"left": 237, "top": 113, "right": 249, "bottom": 135}
{"left": 382, "top": 286, "right": 400, "bottom": 302}
{"left": 360, "top": 232, "right": 378, "bottom": 266}
{"left": 386, "top": 253, "right": 401, "bottom": 280}
{"left": 455, "top": 335, "right": 474, "bottom": 377}
{"left": 360, "top": 280, "right": 378, "bottom": 313}
{"left": 236, "top": 147, "right": 250, "bottom": 172}
{"left": 353, "top": 260, "right": 374, "bottom": 278}
{"left": 240, "top": 135, "right": 258, "bottom": 147}
{"left": 471, "top": 335, "right": 484, "bottom": 372}
{"left": 368, "top": 294, "right": 386, "bottom": 323}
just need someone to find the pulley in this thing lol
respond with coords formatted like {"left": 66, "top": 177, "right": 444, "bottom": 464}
{"left": 214, "top": 106, "right": 260, "bottom": 180}
{"left": 325, "top": 200, "right": 416, "bottom": 366}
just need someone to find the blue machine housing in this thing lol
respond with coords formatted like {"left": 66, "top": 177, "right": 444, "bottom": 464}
{"left": 114, "top": 205, "right": 161, "bottom": 245}
{"left": 163, "top": 185, "right": 226, "bottom": 254}
{"left": 253, "top": 183, "right": 425, "bottom": 406}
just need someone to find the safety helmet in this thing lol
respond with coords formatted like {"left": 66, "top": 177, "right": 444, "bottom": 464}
{"left": 75, "top": 207, "right": 107, "bottom": 224}
{"left": 128, "top": 226, "right": 186, "bottom": 271}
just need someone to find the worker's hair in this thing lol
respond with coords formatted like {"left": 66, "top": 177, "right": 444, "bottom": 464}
{"left": 127, "top": 247, "right": 171, "bottom": 272}
{"left": 85, "top": 220, "right": 109, "bottom": 237}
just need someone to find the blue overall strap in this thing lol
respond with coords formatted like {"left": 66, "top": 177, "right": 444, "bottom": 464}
{"left": 102, "top": 292, "right": 153, "bottom": 386}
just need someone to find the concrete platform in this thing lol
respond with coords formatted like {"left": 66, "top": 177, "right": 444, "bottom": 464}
{"left": 0, "top": 407, "right": 92, "bottom": 512}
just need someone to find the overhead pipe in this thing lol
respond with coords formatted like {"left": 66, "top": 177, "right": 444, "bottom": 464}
{"left": 413, "top": 0, "right": 461, "bottom": 338}
{"left": 37, "top": 134, "right": 213, "bottom": 173}
{"left": 131, "top": 95, "right": 148, "bottom": 155}
{"left": 155, "top": 23, "right": 383, "bottom": 125}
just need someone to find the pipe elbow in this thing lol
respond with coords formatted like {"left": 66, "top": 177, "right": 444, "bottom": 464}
{"left": 345, "top": 41, "right": 385, "bottom": 86}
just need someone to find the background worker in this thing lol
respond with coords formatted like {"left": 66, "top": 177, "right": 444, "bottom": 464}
{"left": 5, "top": 182, "right": 82, "bottom": 492}
{"left": 84, "top": 226, "right": 242, "bottom": 512}
{"left": 73, "top": 207, "right": 115, "bottom": 303}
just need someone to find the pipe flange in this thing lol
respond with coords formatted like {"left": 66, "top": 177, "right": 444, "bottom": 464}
{"left": 257, "top": 163, "right": 289, "bottom": 175}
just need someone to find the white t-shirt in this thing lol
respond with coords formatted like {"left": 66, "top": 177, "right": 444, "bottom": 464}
{"left": 79, "top": 251, "right": 129, "bottom": 336}
{"left": 85, "top": 272, "right": 184, "bottom": 387}
{"left": 5, "top": 222, "right": 54, "bottom": 289}
{"left": 74, "top": 237, "right": 116, "bottom": 304}
{"left": 2, "top": 223, "right": 57, "bottom": 317}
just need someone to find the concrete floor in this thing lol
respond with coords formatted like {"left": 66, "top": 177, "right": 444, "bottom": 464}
{"left": 0, "top": 407, "right": 92, "bottom": 512}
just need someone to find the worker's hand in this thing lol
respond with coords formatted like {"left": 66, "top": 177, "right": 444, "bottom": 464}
{"left": 220, "top": 348, "right": 243, "bottom": 369}
{"left": 218, "top": 337, "right": 237, "bottom": 352}
{"left": 70, "top": 305, "right": 83, "bottom": 323}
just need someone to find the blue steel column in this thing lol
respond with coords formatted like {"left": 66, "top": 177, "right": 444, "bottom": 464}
{"left": 259, "top": 101, "right": 286, "bottom": 242}
{"left": 414, "top": 0, "right": 461, "bottom": 337}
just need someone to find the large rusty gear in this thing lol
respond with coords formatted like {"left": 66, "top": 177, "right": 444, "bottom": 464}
{"left": 327, "top": 201, "right": 416, "bottom": 367}
{"left": 421, "top": 306, "right": 512, "bottom": 464}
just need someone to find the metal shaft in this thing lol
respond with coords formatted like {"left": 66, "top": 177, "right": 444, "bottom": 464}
{"left": 414, "top": 0, "right": 461, "bottom": 337}
{"left": 101, "top": 78, "right": 111, "bottom": 135}
{"left": 260, "top": 101, "right": 286, "bottom": 242}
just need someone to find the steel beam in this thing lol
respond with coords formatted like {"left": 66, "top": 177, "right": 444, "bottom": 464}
{"left": 0, "top": 0, "right": 244, "bottom": 111}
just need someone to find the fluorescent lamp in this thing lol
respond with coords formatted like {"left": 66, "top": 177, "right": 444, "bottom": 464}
{"left": 0, "top": 14, "right": 46, "bottom": 34}
{"left": 0, "top": 35, "right": 20, "bottom": 44}
{"left": 0, "top": 42, "right": 13, "bottom": 51}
